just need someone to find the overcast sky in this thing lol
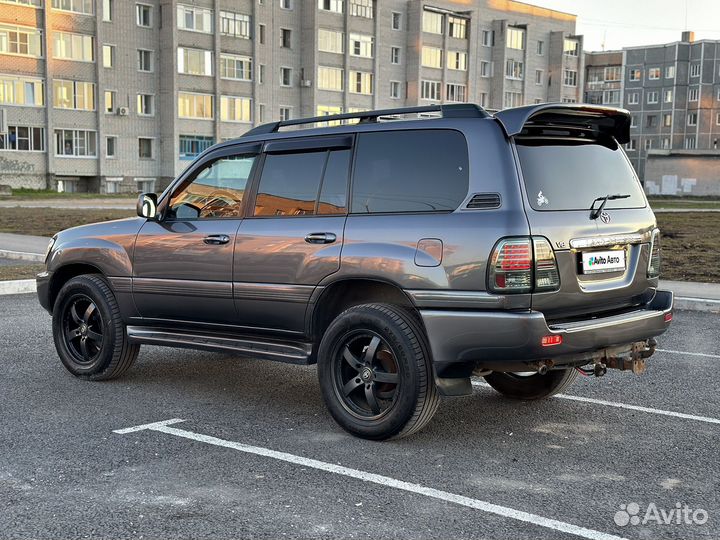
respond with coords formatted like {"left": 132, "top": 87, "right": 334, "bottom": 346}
{"left": 526, "top": 0, "right": 720, "bottom": 51}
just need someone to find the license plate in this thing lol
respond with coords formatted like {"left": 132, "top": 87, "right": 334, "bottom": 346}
{"left": 581, "top": 250, "right": 626, "bottom": 274}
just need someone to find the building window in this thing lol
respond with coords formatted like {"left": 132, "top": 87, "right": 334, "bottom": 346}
{"left": 391, "top": 12, "right": 401, "bottom": 30}
{"left": 137, "top": 94, "right": 154, "bottom": 116}
{"left": 646, "top": 115, "right": 656, "bottom": 128}
{"left": 135, "top": 178, "right": 155, "bottom": 193}
{"left": 644, "top": 139, "right": 653, "bottom": 151}
{"left": 604, "top": 66, "right": 621, "bottom": 81}
{"left": 423, "top": 10, "right": 444, "bottom": 35}
{"left": 479, "top": 92, "right": 488, "bottom": 107}
{"left": 448, "top": 51, "right": 467, "bottom": 71}
{"left": 102, "top": 44, "right": 114, "bottom": 68}
{"left": 179, "top": 135, "right": 214, "bottom": 159}
{"left": 220, "top": 96, "right": 252, "bottom": 122}
{"left": 316, "top": 105, "right": 343, "bottom": 127}
{"left": 688, "top": 87, "right": 699, "bottom": 101}
{"left": 445, "top": 83, "right": 466, "bottom": 103}
{"left": 648, "top": 67, "right": 660, "bottom": 80}
{"left": 629, "top": 68, "right": 641, "bottom": 82}
{"left": 536, "top": 40, "right": 544, "bottom": 55}
{"left": 503, "top": 91, "right": 522, "bottom": 108}
{"left": 105, "top": 137, "right": 116, "bottom": 158}
{"left": 105, "top": 177, "right": 123, "bottom": 193}
{"left": 53, "top": 80, "right": 95, "bottom": 110}
{"left": 104, "top": 90, "right": 114, "bottom": 113}
{"left": 647, "top": 91, "right": 658, "bottom": 104}
{"left": 420, "top": 80, "right": 440, "bottom": 101}
{"left": 603, "top": 90, "right": 620, "bottom": 104}
{"left": 177, "top": 48, "right": 213, "bottom": 76}
{"left": 665, "top": 65, "right": 675, "bottom": 79}
{"left": 689, "top": 63, "right": 700, "bottom": 77}
{"left": 257, "top": 104, "right": 265, "bottom": 123}
{"left": 664, "top": 89, "right": 672, "bottom": 103}
{"left": 178, "top": 92, "right": 213, "bottom": 119}
{"left": 480, "top": 61, "right": 492, "bottom": 77}
{"left": 563, "top": 69, "right": 577, "bottom": 87}
{"left": 716, "top": 112, "right": 720, "bottom": 126}
{"left": 350, "top": 33, "right": 373, "bottom": 58}
{"left": 563, "top": 39, "right": 579, "bottom": 56}
{"left": 350, "top": 71, "right": 373, "bottom": 95}
{"left": 317, "top": 66, "right": 343, "bottom": 91}
{"left": 448, "top": 16, "right": 467, "bottom": 39}
{"left": 626, "top": 139, "right": 636, "bottom": 151}
{"left": 663, "top": 113, "right": 672, "bottom": 127}
{"left": 280, "top": 67, "right": 292, "bottom": 87}
{"left": 628, "top": 92, "right": 639, "bottom": 105}
{"left": 390, "top": 80, "right": 400, "bottom": 99}
{"left": 687, "top": 112, "right": 697, "bottom": 126}
{"left": 506, "top": 27, "right": 525, "bottom": 50}
{"left": 220, "top": 54, "right": 252, "bottom": 81}
{"left": 280, "top": 107, "right": 291, "bottom": 121}
{"left": 421, "top": 46, "right": 442, "bottom": 68}
{"left": 661, "top": 138, "right": 670, "bottom": 149}
{"left": 280, "top": 0, "right": 292, "bottom": 9}
{"left": 177, "top": 4, "right": 213, "bottom": 33}
{"left": 390, "top": 46, "right": 400, "bottom": 64}
{"left": 350, "top": 0, "right": 372, "bottom": 18}
{"left": 258, "top": 64, "right": 265, "bottom": 83}
{"left": 52, "top": 0, "right": 93, "bottom": 14}
{"left": 481, "top": 29, "right": 494, "bottom": 47}
{"left": 136, "top": 3, "right": 152, "bottom": 27}
{"left": 630, "top": 115, "right": 637, "bottom": 128}
{"left": 220, "top": 11, "right": 251, "bottom": 39}
{"left": 258, "top": 24, "right": 265, "bottom": 44}
{"left": 102, "top": 0, "right": 112, "bottom": 21}
{"left": 0, "top": 76, "right": 44, "bottom": 106}
{"left": 53, "top": 32, "right": 94, "bottom": 62}
{"left": 138, "top": 138, "right": 153, "bottom": 159}
{"left": 138, "top": 49, "right": 153, "bottom": 72}
{"left": 318, "top": 0, "right": 343, "bottom": 14}
{"left": 506, "top": 59, "right": 524, "bottom": 80}
{"left": 535, "top": 69, "right": 543, "bottom": 85}
{"left": 0, "top": 126, "right": 44, "bottom": 151}
{"left": 318, "top": 29, "right": 344, "bottom": 53}
{"left": 0, "top": 24, "right": 43, "bottom": 57}
{"left": 55, "top": 129, "right": 96, "bottom": 157}
{"left": 280, "top": 28, "right": 292, "bottom": 48}
{"left": 2, "top": 0, "right": 42, "bottom": 6}
{"left": 685, "top": 136, "right": 696, "bottom": 149}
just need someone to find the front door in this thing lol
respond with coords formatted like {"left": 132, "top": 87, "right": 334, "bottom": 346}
{"left": 132, "top": 146, "right": 259, "bottom": 324}
{"left": 233, "top": 139, "right": 352, "bottom": 333}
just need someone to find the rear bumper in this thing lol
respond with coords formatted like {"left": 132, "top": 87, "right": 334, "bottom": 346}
{"left": 420, "top": 289, "right": 673, "bottom": 369}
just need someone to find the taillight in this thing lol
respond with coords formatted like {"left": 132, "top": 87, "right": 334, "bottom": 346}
{"left": 488, "top": 237, "right": 560, "bottom": 294}
{"left": 648, "top": 228, "right": 661, "bottom": 278}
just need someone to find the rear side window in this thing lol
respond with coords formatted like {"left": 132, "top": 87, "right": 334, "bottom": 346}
{"left": 254, "top": 149, "right": 349, "bottom": 216}
{"left": 351, "top": 130, "right": 469, "bottom": 213}
{"left": 516, "top": 139, "right": 646, "bottom": 211}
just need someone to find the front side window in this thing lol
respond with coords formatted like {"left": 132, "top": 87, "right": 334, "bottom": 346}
{"left": 254, "top": 149, "right": 350, "bottom": 216}
{"left": 170, "top": 154, "right": 257, "bottom": 219}
{"left": 351, "top": 130, "right": 469, "bottom": 214}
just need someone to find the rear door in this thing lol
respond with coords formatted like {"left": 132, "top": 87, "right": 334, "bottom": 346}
{"left": 232, "top": 135, "right": 352, "bottom": 333}
{"left": 513, "top": 133, "right": 656, "bottom": 320}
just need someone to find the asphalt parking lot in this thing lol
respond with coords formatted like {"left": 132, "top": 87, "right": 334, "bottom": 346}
{"left": 1, "top": 293, "right": 718, "bottom": 540}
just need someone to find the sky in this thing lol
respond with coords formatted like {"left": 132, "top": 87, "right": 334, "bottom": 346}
{"left": 525, "top": 0, "right": 720, "bottom": 51}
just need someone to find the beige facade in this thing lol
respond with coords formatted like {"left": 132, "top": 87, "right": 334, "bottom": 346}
{"left": 0, "top": 0, "right": 582, "bottom": 193}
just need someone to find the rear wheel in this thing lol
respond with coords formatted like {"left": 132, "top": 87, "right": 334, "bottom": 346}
{"left": 52, "top": 274, "right": 139, "bottom": 380}
{"left": 317, "top": 304, "right": 439, "bottom": 440}
{"left": 484, "top": 369, "right": 577, "bottom": 400}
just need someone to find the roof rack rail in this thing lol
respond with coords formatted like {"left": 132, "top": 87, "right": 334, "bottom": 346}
{"left": 242, "top": 103, "right": 488, "bottom": 137}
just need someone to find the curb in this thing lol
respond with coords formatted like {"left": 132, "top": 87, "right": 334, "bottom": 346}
{"left": 0, "top": 279, "right": 35, "bottom": 295}
{"left": 674, "top": 296, "right": 720, "bottom": 313}
{"left": 0, "top": 249, "right": 44, "bottom": 262}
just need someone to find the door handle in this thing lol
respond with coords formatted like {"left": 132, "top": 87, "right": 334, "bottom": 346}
{"left": 203, "top": 234, "right": 231, "bottom": 245}
{"left": 304, "top": 232, "right": 337, "bottom": 244}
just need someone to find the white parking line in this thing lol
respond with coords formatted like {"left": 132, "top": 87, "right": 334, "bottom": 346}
{"left": 656, "top": 348, "right": 720, "bottom": 360}
{"left": 115, "top": 419, "right": 628, "bottom": 540}
{"left": 472, "top": 381, "right": 720, "bottom": 426}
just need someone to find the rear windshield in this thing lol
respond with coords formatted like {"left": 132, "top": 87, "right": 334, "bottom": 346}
{"left": 515, "top": 139, "right": 646, "bottom": 211}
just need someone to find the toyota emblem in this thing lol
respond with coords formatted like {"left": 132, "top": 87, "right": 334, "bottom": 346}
{"left": 600, "top": 212, "right": 611, "bottom": 224}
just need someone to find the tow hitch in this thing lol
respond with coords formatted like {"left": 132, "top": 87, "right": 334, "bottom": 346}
{"left": 576, "top": 339, "right": 657, "bottom": 377}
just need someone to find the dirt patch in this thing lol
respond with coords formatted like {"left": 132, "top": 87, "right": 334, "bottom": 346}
{"left": 0, "top": 208, "right": 132, "bottom": 237}
{"left": 656, "top": 212, "right": 720, "bottom": 283}
{"left": 0, "top": 264, "right": 45, "bottom": 281}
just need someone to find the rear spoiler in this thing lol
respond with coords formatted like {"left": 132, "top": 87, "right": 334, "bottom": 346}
{"left": 494, "top": 103, "right": 631, "bottom": 144}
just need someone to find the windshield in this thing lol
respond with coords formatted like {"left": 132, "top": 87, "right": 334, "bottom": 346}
{"left": 515, "top": 139, "right": 647, "bottom": 211}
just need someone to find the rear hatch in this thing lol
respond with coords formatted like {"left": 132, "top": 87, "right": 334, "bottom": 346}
{"left": 497, "top": 104, "right": 658, "bottom": 320}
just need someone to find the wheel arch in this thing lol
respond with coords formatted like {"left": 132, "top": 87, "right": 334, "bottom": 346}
{"left": 48, "top": 263, "right": 105, "bottom": 312}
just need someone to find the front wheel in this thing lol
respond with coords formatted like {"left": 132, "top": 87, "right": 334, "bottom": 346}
{"left": 484, "top": 369, "right": 577, "bottom": 400}
{"left": 317, "top": 304, "right": 439, "bottom": 440}
{"left": 52, "top": 274, "right": 139, "bottom": 380}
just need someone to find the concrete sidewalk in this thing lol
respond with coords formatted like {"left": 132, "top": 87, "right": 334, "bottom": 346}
{"left": 0, "top": 233, "right": 50, "bottom": 261}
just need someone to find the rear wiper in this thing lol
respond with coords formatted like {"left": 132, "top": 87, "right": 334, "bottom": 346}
{"left": 590, "top": 193, "right": 631, "bottom": 219}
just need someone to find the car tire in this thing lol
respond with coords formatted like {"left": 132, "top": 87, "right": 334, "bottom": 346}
{"left": 52, "top": 274, "right": 139, "bottom": 380}
{"left": 484, "top": 369, "right": 577, "bottom": 400}
{"left": 317, "top": 303, "right": 439, "bottom": 440}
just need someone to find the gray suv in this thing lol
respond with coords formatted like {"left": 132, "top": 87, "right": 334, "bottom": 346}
{"left": 37, "top": 103, "right": 673, "bottom": 440}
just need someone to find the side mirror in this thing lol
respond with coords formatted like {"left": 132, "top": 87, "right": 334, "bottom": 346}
{"left": 137, "top": 193, "right": 158, "bottom": 220}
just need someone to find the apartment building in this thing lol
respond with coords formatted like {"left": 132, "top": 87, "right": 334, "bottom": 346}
{"left": 583, "top": 50, "right": 622, "bottom": 107}
{"left": 0, "top": 0, "right": 583, "bottom": 193}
